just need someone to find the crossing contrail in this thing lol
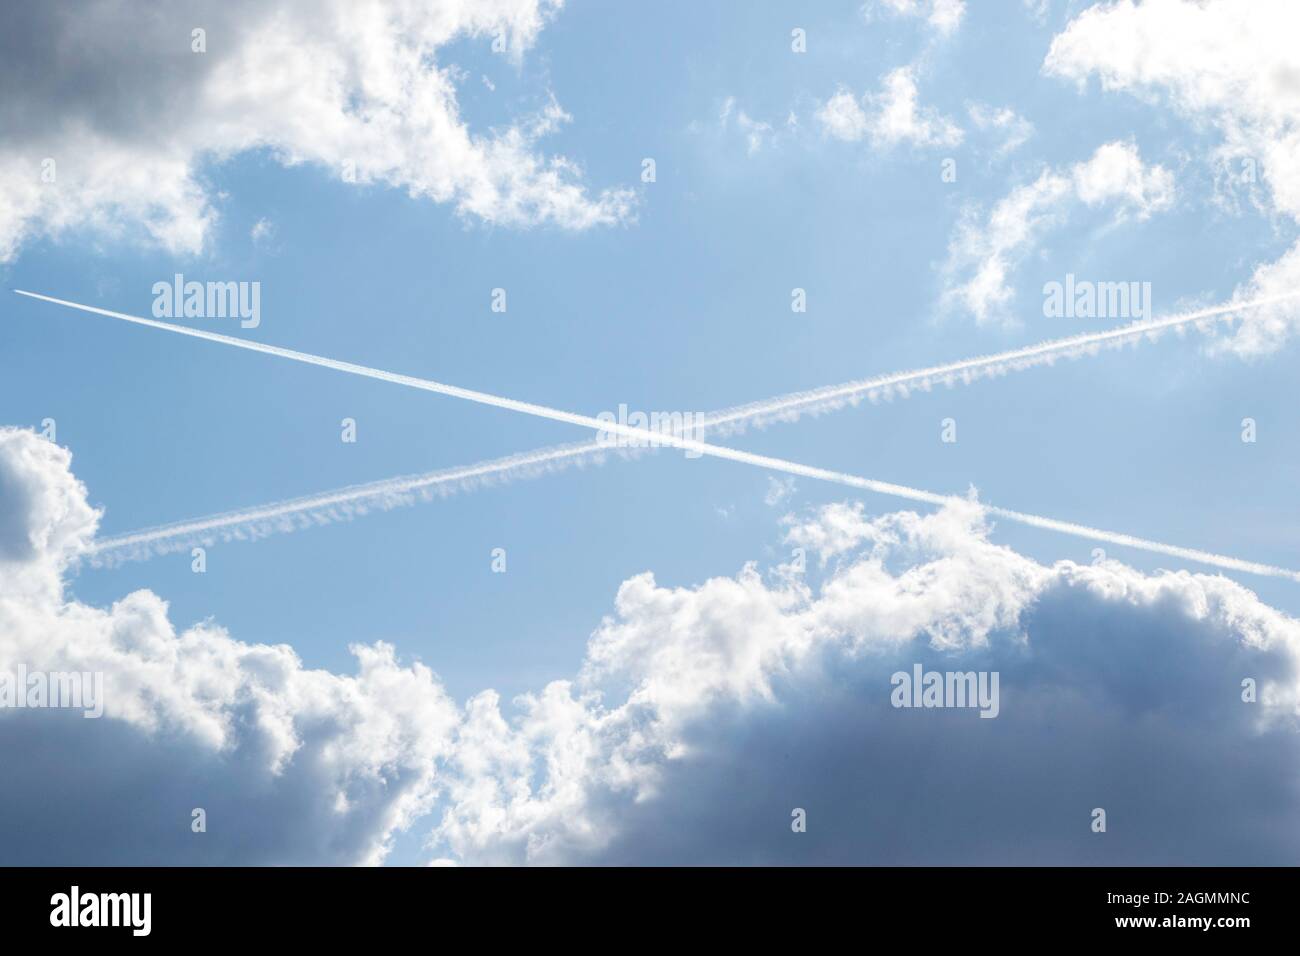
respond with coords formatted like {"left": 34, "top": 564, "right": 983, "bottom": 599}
{"left": 18, "top": 288, "right": 1299, "bottom": 444}
{"left": 17, "top": 289, "right": 1300, "bottom": 582}
{"left": 86, "top": 435, "right": 1300, "bottom": 582}
{"left": 6, "top": 292, "right": 973, "bottom": 475}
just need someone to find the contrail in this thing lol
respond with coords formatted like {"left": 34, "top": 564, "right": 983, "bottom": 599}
{"left": 6, "top": 292, "right": 979, "bottom": 478}
{"left": 18, "top": 288, "right": 1299, "bottom": 444}
{"left": 88, "top": 437, "right": 1300, "bottom": 582}
{"left": 18, "top": 289, "right": 1300, "bottom": 582}
{"left": 13, "top": 290, "right": 667, "bottom": 438}
{"left": 87, "top": 438, "right": 616, "bottom": 563}
{"left": 698, "top": 291, "right": 1300, "bottom": 436}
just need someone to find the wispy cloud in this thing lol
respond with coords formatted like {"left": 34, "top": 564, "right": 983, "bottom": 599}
{"left": 0, "top": 0, "right": 631, "bottom": 264}
{"left": 1044, "top": 0, "right": 1300, "bottom": 358}
{"left": 967, "top": 103, "right": 1034, "bottom": 157}
{"left": 942, "top": 141, "right": 1175, "bottom": 326}
{"left": 719, "top": 97, "right": 776, "bottom": 155}
{"left": 865, "top": 0, "right": 967, "bottom": 37}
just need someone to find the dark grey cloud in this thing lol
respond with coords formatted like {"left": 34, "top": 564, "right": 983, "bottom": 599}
{"left": 3, "top": 426, "right": 1299, "bottom": 865}
{"left": 570, "top": 584, "right": 1300, "bottom": 865}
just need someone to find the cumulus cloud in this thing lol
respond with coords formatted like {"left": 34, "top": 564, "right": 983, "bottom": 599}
{"left": 817, "top": 67, "right": 963, "bottom": 149}
{"left": 0, "top": 427, "right": 459, "bottom": 864}
{"left": 816, "top": 90, "right": 871, "bottom": 143}
{"left": 942, "top": 140, "right": 1174, "bottom": 325}
{"left": 0, "top": 433, "right": 100, "bottom": 603}
{"left": 0, "top": 0, "right": 633, "bottom": 264}
{"left": 819, "top": 1, "right": 965, "bottom": 154}
{"left": 4, "top": 426, "right": 1299, "bottom": 864}
{"left": 439, "top": 498, "right": 1300, "bottom": 865}
{"left": 1044, "top": 0, "right": 1300, "bottom": 356}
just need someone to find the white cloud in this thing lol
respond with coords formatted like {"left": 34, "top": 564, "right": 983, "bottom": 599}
{"left": 782, "top": 500, "right": 881, "bottom": 565}
{"left": 870, "top": 67, "right": 964, "bottom": 148}
{"left": 439, "top": 497, "right": 1300, "bottom": 864}
{"left": 817, "top": 67, "right": 963, "bottom": 149}
{"left": 249, "top": 217, "right": 275, "bottom": 247}
{"left": 1071, "top": 140, "right": 1176, "bottom": 212}
{"left": 1044, "top": 0, "right": 1300, "bottom": 356}
{"left": 822, "top": 2, "right": 965, "bottom": 153}
{"left": 942, "top": 140, "right": 1174, "bottom": 325}
{"left": 764, "top": 476, "right": 796, "bottom": 508}
{"left": 0, "top": 0, "right": 633, "bottom": 264}
{"left": 868, "top": 0, "right": 967, "bottom": 37}
{"left": 816, "top": 90, "right": 871, "bottom": 143}
{"left": 719, "top": 97, "right": 775, "bottom": 156}
{"left": 967, "top": 103, "right": 1034, "bottom": 157}
{"left": 6, "top": 426, "right": 1300, "bottom": 864}
{"left": 0, "top": 432, "right": 100, "bottom": 603}
{"left": 1022, "top": 0, "right": 1051, "bottom": 26}
{"left": 0, "top": 427, "right": 458, "bottom": 863}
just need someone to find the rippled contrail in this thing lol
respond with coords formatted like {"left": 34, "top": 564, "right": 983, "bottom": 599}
{"left": 18, "top": 289, "right": 1300, "bottom": 581}
{"left": 87, "top": 437, "right": 1300, "bottom": 582}
{"left": 699, "top": 291, "right": 1300, "bottom": 436}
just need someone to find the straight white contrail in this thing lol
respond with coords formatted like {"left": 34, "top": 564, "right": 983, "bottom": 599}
{"left": 18, "top": 288, "right": 1298, "bottom": 444}
{"left": 18, "top": 288, "right": 1299, "bottom": 582}
{"left": 7, "top": 291, "right": 981, "bottom": 480}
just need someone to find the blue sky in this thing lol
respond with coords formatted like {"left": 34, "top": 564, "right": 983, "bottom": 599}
{"left": 3, "top": 0, "right": 1300, "bottom": 865}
